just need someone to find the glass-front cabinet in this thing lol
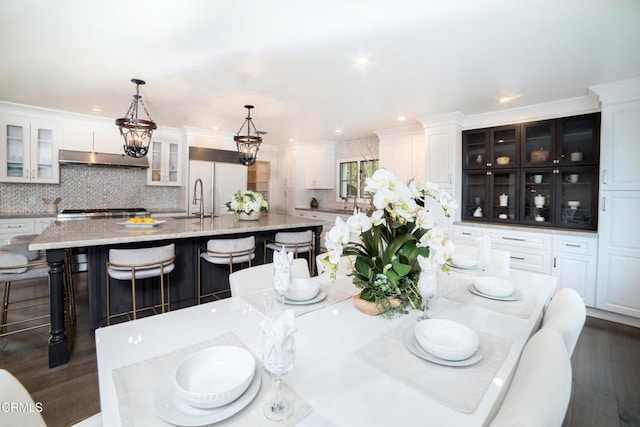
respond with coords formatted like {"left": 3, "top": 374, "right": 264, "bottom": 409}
{"left": 0, "top": 116, "right": 60, "bottom": 183}
{"left": 463, "top": 125, "right": 518, "bottom": 169}
{"left": 461, "top": 170, "right": 518, "bottom": 223}
{"left": 147, "top": 139, "right": 181, "bottom": 186}
{"left": 462, "top": 113, "right": 600, "bottom": 231}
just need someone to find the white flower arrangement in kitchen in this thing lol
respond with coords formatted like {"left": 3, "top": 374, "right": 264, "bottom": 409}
{"left": 323, "top": 168, "right": 458, "bottom": 315}
{"left": 226, "top": 190, "right": 269, "bottom": 218}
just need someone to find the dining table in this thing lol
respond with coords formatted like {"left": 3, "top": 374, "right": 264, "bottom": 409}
{"left": 95, "top": 266, "right": 557, "bottom": 426}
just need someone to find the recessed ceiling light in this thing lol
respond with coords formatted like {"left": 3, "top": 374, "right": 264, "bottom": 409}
{"left": 335, "top": 129, "right": 343, "bottom": 134}
{"left": 498, "top": 94, "right": 523, "bottom": 103}
{"left": 211, "top": 126, "right": 219, "bottom": 130}
{"left": 91, "top": 106, "right": 102, "bottom": 113}
{"left": 397, "top": 116, "right": 405, "bottom": 122}
{"left": 289, "top": 139, "right": 295, "bottom": 143}
{"left": 354, "top": 56, "right": 369, "bottom": 67}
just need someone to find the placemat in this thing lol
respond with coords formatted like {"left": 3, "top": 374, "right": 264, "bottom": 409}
{"left": 112, "top": 332, "right": 311, "bottom": 426}
{"left": 355, "top": 319, "right": 512, "bottom": 414}
{"left": 242, "top": 285, "right": 352, "bottom": 317}
{"left": 444, "top": 284, "right": 537, "bottom": 319}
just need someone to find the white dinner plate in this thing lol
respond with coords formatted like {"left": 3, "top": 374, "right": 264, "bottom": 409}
{"left": 117, "top": 220, "right": 166, "bottom": 228}
{"left": 402, "top": 328, "right": 483, "bottom": 367}
{"left": 154, "top": 369, "right": 261, "bottom": 426}
{"left": 446, "top": 261, "right": 480, "bottom": 270}
{"left": 284, "top": 292, "right": 327, "bottom": 305}
{"left": 467, "top": 284, "right": 523, "bottom": 301}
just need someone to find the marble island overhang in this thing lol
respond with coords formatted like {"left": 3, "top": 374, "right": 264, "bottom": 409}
{"left": 29, "top": 213, "right": 325, "bottom": 368}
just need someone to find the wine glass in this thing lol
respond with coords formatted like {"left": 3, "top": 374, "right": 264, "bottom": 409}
{"left": 418, "top": 269, "right": 438, "bottom": 320}
{"left": 262, "top": 329, "right": 296, "bottom": 421}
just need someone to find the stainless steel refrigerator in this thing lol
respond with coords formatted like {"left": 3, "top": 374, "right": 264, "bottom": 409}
{"left": 188, "top": 160, "right": 248, "bottom": 216}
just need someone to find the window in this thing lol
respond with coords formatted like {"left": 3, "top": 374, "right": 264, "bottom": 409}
{"left": 338, "top": 159, "right": 379, "bottom": 199}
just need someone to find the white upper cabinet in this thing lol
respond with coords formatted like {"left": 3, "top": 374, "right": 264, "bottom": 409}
{"left": 278, "top": 147, "right": 298, "bottom": 188}
{"left": 376, "top": 125, "right": 425, "bottom": 183}
{"left": 147, "top": 133, "right": 182, "bottom": 186}
{"left": 63, "top": 121, "right": 122, "bottom": 154}
{"left": 0, "top": 115, "right": 60, "bottom": 183}
{"left": 598, "top": 100, "right": 640, "bottom": 190}
{"left": 303, "top": 141, "right": 335, "bottom": 189}
{"left": 590, "top": 78, "right": 640, "bottom": 191}
{"left": 418, "top": 112, "right": 464, "bottom": 190}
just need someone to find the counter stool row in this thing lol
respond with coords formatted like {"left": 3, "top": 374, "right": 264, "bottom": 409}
{"left": 105, "top": 231, "right": 315, "bottom": 324}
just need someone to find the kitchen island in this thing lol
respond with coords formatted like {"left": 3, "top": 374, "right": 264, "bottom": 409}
{"left": 29, "top": 213, "right": 325, "bottom": 368}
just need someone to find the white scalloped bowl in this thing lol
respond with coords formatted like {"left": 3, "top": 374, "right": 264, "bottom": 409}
{"left": 414, "top": 319, "right": 479, "bottom": 361}
{"left": 567, "top": 200, "right": 581, "bottom": 209}
{"left": 451, "top": 254, "right": 477, "bottom": 268}
{"left": 174, "top": 346, "right": 255, "bottom": 408}
{"left": 287, "top": 277, "right": 320, "bottom": 301}
{"left": 473, "top": 276, "right": 515, "bottom": 298}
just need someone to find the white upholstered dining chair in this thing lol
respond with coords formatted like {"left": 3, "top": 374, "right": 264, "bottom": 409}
{"left": 542, "top": 287, "right": 587, "bottom": 356}
{"left": 490, "top": 328, "right": 572, "bottom": 427}
{"left": 228, "top": 258, "right": 310, "bottom": 297}
{"left": 0, "top": 369, "right": 46, "bottom": 426}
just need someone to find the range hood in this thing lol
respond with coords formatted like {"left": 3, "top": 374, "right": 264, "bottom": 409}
{"left": 58, "top": 150, "right": 149, "bottom": 168}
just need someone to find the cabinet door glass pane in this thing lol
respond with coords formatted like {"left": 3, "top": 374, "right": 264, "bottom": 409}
{"left": 559, "top": 168, "right": 597, "bottom": 228}
{"left": 36, "top": 128, "right": 53, "bottom": 179}
{"left": 463, "top": 172, "right": 487, "bottom": 219}
{"left": 492, "top": 171, "right": 517, "bottom": 221}
{"left": 523, "top": 170, "right": 553, "bottom": 224}
{"left": 559, "top": 116, "right": 595, "bottom": 165}
{"left": 464, "top": 132, "right": 487, "bottom": 168}
{"left": 523, "top": 122, "right": 554, "bottom": 166}
{"left": 492, "top": 128, "right": 517, "bottom": 167}
{"left": 151, "top": 142, "right": 162, "bottom": 181}
{"left": 169, "top": 143, "right": 178, "bottom": 182}
{"left": 6, "top": 125, "right": 25, "bottom": 177}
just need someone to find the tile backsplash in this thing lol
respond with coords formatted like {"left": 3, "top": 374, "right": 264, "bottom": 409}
{"left": 0, "top": 165, "right": 181, "bottom": 214}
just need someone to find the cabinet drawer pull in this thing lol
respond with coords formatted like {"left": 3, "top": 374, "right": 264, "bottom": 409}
{"left": 7, "top": 225, "right": 25, "bottom": 229}
{"left": 462, "top": 232, "right": 473, "bottom": 236}
{"left": 502, "top": 236, "right": 526, "bottom": 242}
{"left": 564, "top": 243, "right": 581, "bottom": 248}
{"left": 510, "top": 256, "right": 526, "bottom": 260}
{"left": 602, "top": 169, "right": 607, "bottom": 184}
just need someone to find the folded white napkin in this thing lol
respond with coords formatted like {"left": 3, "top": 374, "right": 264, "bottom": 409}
{"left": 273, "top": 247, "right": 293, "bottom": 294}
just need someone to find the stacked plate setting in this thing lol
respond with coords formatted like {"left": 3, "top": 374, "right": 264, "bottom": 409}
{"left": 448, "top": 254, "right": 478, "bottom": 269}
{"left": 285, "top": 278, "right": 327, "bottom": 305}
{"left": 472, "top": 277, "right": 515, "bottom": 298}
{"left": 154, "top": 345, "right": 261, "bottom": 425}
{"left": 414, "top": 319, "right": 480, "bottom": 362}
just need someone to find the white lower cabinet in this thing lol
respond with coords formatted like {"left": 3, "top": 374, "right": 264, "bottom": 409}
{"left": 596, "top": 191, "right": 640, "bottom": 318}
{"left": 552, "top": 234, "right": 598, "bottom": 307}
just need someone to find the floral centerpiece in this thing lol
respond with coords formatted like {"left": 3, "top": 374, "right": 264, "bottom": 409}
{"left": 323, "top": 169, "right": 457, "bottom": 316}
{"left": 226, "top": 190, "right": 269, "bottom": 220}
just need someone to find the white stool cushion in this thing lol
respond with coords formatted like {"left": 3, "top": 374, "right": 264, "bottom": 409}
{"left": 201, "top": 237, "right": 256, "bottom": 265}
{"left": 274, "top": 231, "right": 313, "bottom": 245}
{"left": 108, "top": 244, "right": 175, "bottom": 281}
{"left": 0, "top": 251, "right": 29, "bottom": 274}
{"left": 0, "top": 243, "right": 39, "bottom": 261}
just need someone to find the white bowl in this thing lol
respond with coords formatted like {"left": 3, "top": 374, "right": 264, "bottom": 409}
{"left": 414, "top": 319, "right": 479, "bottom": 361}
{"left": 287, "top": 277, "right": 320, "bottom": 301}
{"left": 567, "top": 200, "right": 581, "bottom": 208}
{"left": 174, "top": 346, "right": 255, "bottom": 408}
{"left": 450, "top": 254, "right": 477, "bottom": 269}
{"left": 473, "top": 276, "right": 515, "bottom": 298}
{"left": 496, "top": 156, "right": 510, "bottom": 165}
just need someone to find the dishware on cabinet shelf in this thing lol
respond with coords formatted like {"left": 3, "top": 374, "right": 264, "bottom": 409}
{"left": 567, "top": 200, "right": 581, "bottom": 209}
{"left": 530, "top": 149, "right": 550, "bottom": 163}
{"left": 496, "top": 156, "right": 510, "bottom": 165}
{"left": 499, "top": 193, "right": 509, "bottom": 207}
{"left": 534, "top": 195, "right": 545, "bottom": 208}
{"left": 570, "top": 151, "right": 583, "bottom": 161}
{"left": 566, "top": 174, "right": 579, "bottom": 183}
{"left": 530, "top": 174, "right": 543, "bottom": 184}
{"left": 473, "top": 207, "right": 483, "bottom": 218}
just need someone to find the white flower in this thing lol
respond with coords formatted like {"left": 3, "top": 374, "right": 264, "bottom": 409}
{"left": 415, "top": 207, "right": 434, "bottom": 230}
{"left": 326, "top": 217, "right": 351, "bottom": 248}
{"left": 346, "top": 212, "right": 372, "bottom": 235}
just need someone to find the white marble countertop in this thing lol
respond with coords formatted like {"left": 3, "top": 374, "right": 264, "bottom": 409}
{"left": 29, "top": 213, "right": 326, "bottom": 250}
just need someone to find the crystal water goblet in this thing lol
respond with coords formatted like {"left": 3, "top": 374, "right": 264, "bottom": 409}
{"left": 262, "top": 331, "right": 296, "bottom": 421}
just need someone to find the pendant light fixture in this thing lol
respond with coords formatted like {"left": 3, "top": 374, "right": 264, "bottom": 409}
{"left": 115, "top": 78, "right": 157, "bottom": 158}
{"left": 234, "top": 105, "right": 266, "bottom": 166}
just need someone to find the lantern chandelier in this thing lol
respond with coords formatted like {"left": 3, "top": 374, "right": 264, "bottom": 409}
{"left": 115, "top": 78, "right": 157, "bottom": 158}
{"left": 234, "top": 105, "right": 267, "bottom": 166}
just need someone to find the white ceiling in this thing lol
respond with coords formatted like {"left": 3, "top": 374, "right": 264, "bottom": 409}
{"left": 1, "top": 0, "right": 639, "bottom": 146}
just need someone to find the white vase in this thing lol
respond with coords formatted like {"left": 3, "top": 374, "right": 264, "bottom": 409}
{"left": 238, "top": 211, "right": 261, "bottom": 221}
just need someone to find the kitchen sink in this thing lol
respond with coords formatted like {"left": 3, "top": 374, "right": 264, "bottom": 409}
{"left": 170, "top": 215, "right": 215, "bottom": 220}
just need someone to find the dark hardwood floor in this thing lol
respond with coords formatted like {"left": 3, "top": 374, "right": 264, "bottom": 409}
{"left": 1, "top": 273, "right": 639, "bottom": 426}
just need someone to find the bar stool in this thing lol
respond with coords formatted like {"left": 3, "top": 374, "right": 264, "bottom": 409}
{"left": 264, "top": 231, "right": 315, "bottom": 275}
{"left": 106, "top": 243, "right": 175, "bottom": 325}
{"left": 198, "top": 236, "right": 256, "bottom": 303}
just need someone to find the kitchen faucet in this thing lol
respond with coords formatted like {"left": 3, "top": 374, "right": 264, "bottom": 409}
{"left": 193, "top": 178, "right": 204, "bottom": 221}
